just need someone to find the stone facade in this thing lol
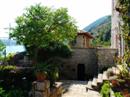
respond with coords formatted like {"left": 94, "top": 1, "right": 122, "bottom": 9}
{"left": 60, "top": 48, "right": 117, "bottom": 80}
{"left": 73, "top": 31, "right": 93, "bottom": 48}
{"left": 97, "top": 48, "right": 117, "bottom": 71}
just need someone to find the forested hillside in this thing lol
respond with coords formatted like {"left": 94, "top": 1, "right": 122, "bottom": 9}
{"left": 83, "top": 15, "right": 111, "bottom": 47}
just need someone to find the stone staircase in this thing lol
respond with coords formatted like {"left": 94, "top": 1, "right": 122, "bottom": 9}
{"left": 61, "top": 66, "right": 121, "bottom": 97}
{"left": 60, "top": 66, "right": 120, "bottom": 97}
{"left": 86, "top": 66, "right": 120, "bottom": 91}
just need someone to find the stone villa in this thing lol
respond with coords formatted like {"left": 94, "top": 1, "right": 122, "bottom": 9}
{"left": 60, "top": 30, "right": 117, "bottom": 80}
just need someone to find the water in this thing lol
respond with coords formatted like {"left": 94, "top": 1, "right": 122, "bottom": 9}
{"left": 0, "top": 38, "right": 26, "bottom": 55}
{"left": 5, "top": 45, "right": 25, "bottom": 55}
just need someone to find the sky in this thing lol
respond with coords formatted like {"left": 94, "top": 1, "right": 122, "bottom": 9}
{"left": 0, "top": 0, "right": 112, "bottom": 37}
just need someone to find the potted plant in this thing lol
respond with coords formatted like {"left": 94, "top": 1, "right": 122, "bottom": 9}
{"left": 47, "top": 65, "right": 59, "bottom": 87}
{"left": 111, "top": 80, "right": 120, "bottom": 87}
{"left": 122, "top": 89, "right": 130, "bottom": 97}
{"left": 34, "top": 63, "right": 50, "bottom": 81}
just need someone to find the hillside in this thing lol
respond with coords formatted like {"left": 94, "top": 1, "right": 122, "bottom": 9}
{"left": 83, "top": 15, "right": 111, "bottom": 47}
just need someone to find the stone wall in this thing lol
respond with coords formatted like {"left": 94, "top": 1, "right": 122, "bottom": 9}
{"left": 97, "top": 48, "right": 117, "bottom": 71}
{"left": 75, "top": 35, "right": 84, "bottom": 48}
{"left": 32, "top": 80, "right": 50, "bottom": 97}
{"left": 32, "top": 80, "right": 62, "bottom": 97}
{"left": 60, "top": 48, "right": 117, "bottom": 80}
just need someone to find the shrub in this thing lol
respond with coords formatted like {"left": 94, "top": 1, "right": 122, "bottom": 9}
{"left": 0, "top": 86, "right": 5, "bottom": 97}
{"left": 100, "top": 81, "right": 111, "bottom": 97}
{"left": 114, "top": 92, "right": 123, "bottom": 97}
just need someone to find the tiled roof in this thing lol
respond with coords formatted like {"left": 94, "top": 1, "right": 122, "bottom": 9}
{"left": 78, "top": 30, "right": 94, "bottom": 39}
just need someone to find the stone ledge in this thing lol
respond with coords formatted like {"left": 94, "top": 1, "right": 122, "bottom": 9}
{"left": 33, "top": 80, "right": 50, "bottom": 91}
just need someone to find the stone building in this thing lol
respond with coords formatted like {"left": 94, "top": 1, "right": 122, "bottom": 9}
{"left": 74, "top": 30, "right": 93, "bottom": 48}
{"left": 60, "top": 30, "right": 117, "bottom": 80}
{"left": 60, "top": 48, "right": 117, "bottom": 80}
{"left": 60, "top": 0, "right": 129, "bottom": 80}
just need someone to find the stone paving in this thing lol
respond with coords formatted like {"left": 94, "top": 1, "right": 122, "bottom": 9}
{"left": 61, "top": 80, "right": 101, "bottom": 97}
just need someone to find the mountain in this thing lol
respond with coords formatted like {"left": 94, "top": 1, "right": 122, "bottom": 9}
{"left": 83, "top": 15, "right": 111, "bottom": 47}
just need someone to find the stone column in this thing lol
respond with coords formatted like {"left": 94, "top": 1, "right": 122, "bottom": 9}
{"left": 32, "top": 80, "right": 50, "bottom": 97}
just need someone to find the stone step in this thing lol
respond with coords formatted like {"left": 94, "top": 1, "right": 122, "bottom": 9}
{"left": 111, "top": 66, "right": 120, "bottom": 75}
{"left": 86, "top": 66, "right": 120, "bottom": 92}
{"left": 102, "top": 71, "right": 109, "bottom": 81}
{"left": 115, "top": 68, "right": 120, "bottom": 75}
{"left": 112, "top": 67, "right": 116, "bottom": 74}
{"left": 86, "top": 81, "right": 93, "bottom": 91}
{"left": 91, "top": 78, "right": 97, "bottom": 87}
{"left": 107, "top": 68, "right": 113, "bottom": 74}
{"left": 97, "top": 74, "right": 103, "bottom": 84}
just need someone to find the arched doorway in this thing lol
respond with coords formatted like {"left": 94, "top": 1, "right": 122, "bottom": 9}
{"left": 77, "top": 64, "right": 85, "bottom": 81}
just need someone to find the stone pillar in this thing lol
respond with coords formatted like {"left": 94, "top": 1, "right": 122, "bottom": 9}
{"left": 49, "top": 82, "right": 63, "bottom": 97}
{"left": 32, "top": 80, "right": 50, "bottom": 97}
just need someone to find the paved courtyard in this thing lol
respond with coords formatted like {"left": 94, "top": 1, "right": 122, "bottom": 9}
{"left": 61, "top": 80, "right": 101, "bottom": 97}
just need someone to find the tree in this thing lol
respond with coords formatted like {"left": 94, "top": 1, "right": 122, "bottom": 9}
{"left": 0, "top": 40, "right": 5, "bottom": 57}
{"left": 10, "top": 4, "right": 77, "bottom": 62}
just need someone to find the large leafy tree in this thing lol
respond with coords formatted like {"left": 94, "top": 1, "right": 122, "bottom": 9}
{"left": 10, "top": 4, "right": 77, "bottom": 62}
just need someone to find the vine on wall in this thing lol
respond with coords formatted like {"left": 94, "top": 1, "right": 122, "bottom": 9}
{"left": 116, "top": 0, "right": 130, "bottom": 76}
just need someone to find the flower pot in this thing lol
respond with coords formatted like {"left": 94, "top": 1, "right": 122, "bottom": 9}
{"left": 36, "top": 72, "right": 47, "bottom": 81}
{"left": 111, "top": 80, "right": 119, "bottom": 87}
{"left": 122, "top": 89, "right": 130, "bottom": 97}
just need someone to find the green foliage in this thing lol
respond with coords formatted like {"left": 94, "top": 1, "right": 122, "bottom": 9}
{"left": 37, "top": 42, "right": 72, "bottom": 62}
{"left": 114, "top": 92, "right": 123, "bottom": 97}
{"left": 10, "top": 4, "right": 77, "bottom": 62}
{"left": 5, "top": 53, "right": 15, "bottom": 61}
{"left": 35, "top": 63, "right": 59, "bottom": 82}
{"left": 0, "top": 56, "right": 4, "bottom": 62}
{"left": 6, "top": 89, "right": 24, "bottom": 97}
{"left": 0, "top": 40, "right": 5, "bottom": 57}
{"left": 0, "top": 65, "right": 16, "bottom": 80}
{"left": 35, "top": 63, "right": 51, "bottom": 73}
{"left": 0, "top": 53, "right": 15, "bottom": 65}
{"left": 0, "top": 65, "right": 16, "bottom": 71}
{"left": 0, "top": 67, "right": 33, "bottom": 97}
{"left": 116, "top": 0, "right": 130, "bottom": 77}
{"left": 0, "top": 86, "right": 25, "bottom": 97}
{"left": 0, "top": 40, "right": 5, "bottom": 52}
{"left": 100, "top": 81, "right": 111, "bottom": 97}
{"left": 0, "top": 86, "right": 5, "bottom": 97}
{"left": 90, "top": 16, "right": 111, "bottom": 47}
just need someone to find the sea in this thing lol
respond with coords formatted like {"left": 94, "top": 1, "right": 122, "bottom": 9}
{"left": 5, "top": 45, "right": 25, "bottom": 55}
{"left": 0, "top": 38, "right": 25, "bottom": 55}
